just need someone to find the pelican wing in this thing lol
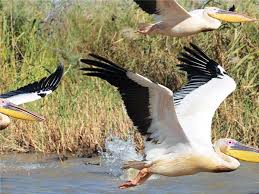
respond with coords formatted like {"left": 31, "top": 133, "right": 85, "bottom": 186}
{"left": 174, "top": 44, "right": 236, "bottom": 149}
{"left": 133, "top": 0, "right": 190, "bottom": 25}
{"left": 133, "top": 0, "right": 157, "bottom": 14}
{"left": 0, "top": 64, "right": 64, "bottom": 105}
{"left": 81, "top": 54, "right": 190, "bottom": 157}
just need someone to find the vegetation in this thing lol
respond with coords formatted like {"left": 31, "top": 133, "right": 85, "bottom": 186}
{"left": 0, "top": 0, "right": 258, "bottom": 155}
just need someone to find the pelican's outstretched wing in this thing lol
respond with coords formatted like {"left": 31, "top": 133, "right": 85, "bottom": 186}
{"left": 133, "top": 0, "right": 190, "bottom": 25}
{"left": 0, "top": 64, "right": 64, "bottom": 105}
{"left": 80, "top": 54, "right": 190, "bottom": 160}
{"left": 174, "top": 44, "right": 236, "bottom": 149}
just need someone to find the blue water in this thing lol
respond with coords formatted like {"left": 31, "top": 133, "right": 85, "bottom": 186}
{"left": 0, "top": 154, "right": 258, "bottom": 194}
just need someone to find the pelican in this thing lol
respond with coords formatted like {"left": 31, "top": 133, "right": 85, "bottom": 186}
{"left": 0, "top": 64, "right": 64, "bottom": 130}
{"left": 80, "top": 44, "right": 259, "bottom": 189}
{"left": 133, "top": 0, "right": 256, "bottom": 37}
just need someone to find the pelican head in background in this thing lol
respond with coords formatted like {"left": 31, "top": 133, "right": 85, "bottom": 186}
{"left": 0, "top": 64, "right": 64, "bottom": 130}
{"left": 80, "top": 43, "right": 258, "bottom": 189}
{"left": 133, "top": 0, "right": 256, "bottom": 37}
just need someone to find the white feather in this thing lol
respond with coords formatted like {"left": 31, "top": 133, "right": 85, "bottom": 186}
{"left": 176, "top": 74, "right": 236, "bottom": 150}
{"left": 127, "top": 71, "right": 191, "bottom": 161}
{"left": 6, "top": 90, "right": 53, "bottom": 105}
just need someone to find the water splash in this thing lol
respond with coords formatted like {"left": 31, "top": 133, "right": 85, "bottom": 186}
{"left": 100, "top": 136, "right": 143, "bottom": 177}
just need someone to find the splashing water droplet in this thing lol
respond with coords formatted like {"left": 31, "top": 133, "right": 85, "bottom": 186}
{"left": 100, "top": 136, "right": 143, "bottom": 177}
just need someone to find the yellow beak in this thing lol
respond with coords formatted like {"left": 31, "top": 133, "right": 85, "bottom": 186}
{"left": 226, "top": 142, "right": 259, "bottom": 163}
{"left": 0, "top": 101, "right": 45, "bottom": 121}
{"left": 209, "top": 10, "right": 257, "bottom": 23}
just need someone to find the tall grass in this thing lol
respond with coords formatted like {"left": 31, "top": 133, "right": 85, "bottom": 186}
{"left": 0, "top": 0, "right": 258, "bottom": 155}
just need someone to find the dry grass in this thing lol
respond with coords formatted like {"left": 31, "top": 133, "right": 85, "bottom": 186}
{"left": 0, "top": 0, "right": 258, "bottom": 155}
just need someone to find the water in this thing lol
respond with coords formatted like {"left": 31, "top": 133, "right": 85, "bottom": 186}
{"left": 1, "top": 137, "right": 259, "bottom": 194}
{"left": 100, "top": 136, "right": 143, "bottom": 177}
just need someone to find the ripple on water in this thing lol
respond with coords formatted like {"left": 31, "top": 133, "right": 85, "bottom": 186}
{"left": 0, "top": 154, "right": 59, "bottom": 173}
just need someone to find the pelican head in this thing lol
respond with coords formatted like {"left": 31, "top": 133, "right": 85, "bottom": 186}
{"left": 0, "top": 98, "right": 45, "bottom": 122}
{"left": 205, "top": 7, "right": 256, "bottom": 23}
{"left": 215, "top": 138, "right": 259, "bottom": 163}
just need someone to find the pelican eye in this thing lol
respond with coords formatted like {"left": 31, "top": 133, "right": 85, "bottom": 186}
{"left": 227, "top": 140, "right": 235, "bottom": 145}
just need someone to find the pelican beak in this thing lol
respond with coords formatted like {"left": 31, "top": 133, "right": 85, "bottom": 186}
{"left": 226, "top": 142, "right": 259, "bottom": 162}
{"left": 208, "top": 10, "right": 257, "bottom": 23}
{"left": 0, "top": 101, "right": 45, "bottom": 121}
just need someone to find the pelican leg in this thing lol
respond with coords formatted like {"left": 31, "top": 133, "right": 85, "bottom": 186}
{"left": 137, "top": 22, "right": 167, "bottom": 35}
{"left": 137, "top": 23, "right": 157, "bottom": 34}
{"left": 119, "top": 168, "right": 152, "bottom": 189}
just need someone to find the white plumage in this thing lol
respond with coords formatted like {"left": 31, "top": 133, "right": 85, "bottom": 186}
{"left": 133, "top": 0, "right": 256, "bottom": 37}
{"left": 80, "top": 44, "right": 259, "bottom": 189}
{"left": 80, "top": 44, "right": 237, "bottom": 160}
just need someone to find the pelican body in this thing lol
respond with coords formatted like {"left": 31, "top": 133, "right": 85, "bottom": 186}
{"left": 133, "top": 0, "right": 256, "bottom": 37}
{"left": 80, "top": 44, "right": 259, "bottom": 189}
{"left": 0, "top": 64, "right": 64, "bottom": 130}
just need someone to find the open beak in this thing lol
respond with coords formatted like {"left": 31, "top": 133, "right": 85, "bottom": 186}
{"left": 209, "top": 10, "right": 257, "bottom": 23}
{"left": 0, "top": 101, "right": 45, "bottom": 121}
{"left": 226, "top": 142, "right": 259, "bottom": 162}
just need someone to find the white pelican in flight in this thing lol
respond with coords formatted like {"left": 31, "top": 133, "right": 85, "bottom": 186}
{"left": 133, "top": 0, "right": 256, "bottom": 37}
{"left": 0, "top": 64, "right": 64, "bottom": 130}
{"left": 80, "top": 44, "right": 259, "bottom": 189}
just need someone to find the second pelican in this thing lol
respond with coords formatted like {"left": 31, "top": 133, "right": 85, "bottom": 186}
{"left": 133, "top": 0, "right": 256, "bottom": 37}
{"left": 80, "top": 44, "right": 258, "bottom": 189}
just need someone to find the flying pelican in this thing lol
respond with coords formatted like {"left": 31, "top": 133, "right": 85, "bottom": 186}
{"left": 80, "top": 44, "right": 259, "bottom": 189}
{"left": 0, "top": 64, "right": 64, "bottom": 130}
{"left": 132, "top": 0, "right": 256, "bottom": 37}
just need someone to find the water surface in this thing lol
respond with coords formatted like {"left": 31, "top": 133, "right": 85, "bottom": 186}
{"left": 0, "top": 153, "right": 258, "bottom": 194}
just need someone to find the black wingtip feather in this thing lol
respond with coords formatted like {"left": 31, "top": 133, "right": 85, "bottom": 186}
{"left": 174, "top": 44, "right": 226, "bottom": 106}
{"left": 88, "top": 53, "right": 126, "bottom": 71}
{"left": 177, "top": 43, "right": 222, "bottom": 80}
{"left": 81, "top": 54, "right": 126, "bottom": 72}
{"left": 0, "top": 64, "right": 64, "bottom": 99}
{"left": 133, "top": 0, "right": 158, "bottom": 15}
{"left": 51, "top": 64, "right": 64, "bottom": 91}
{"left": 189, "top": 43, "right": 211, "bottom": 61}
{"left": 80, "top": 60, "right": 126, "bottom": 76}
{"left": 80, "top": 54, "right": 152, "bottom": 136}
